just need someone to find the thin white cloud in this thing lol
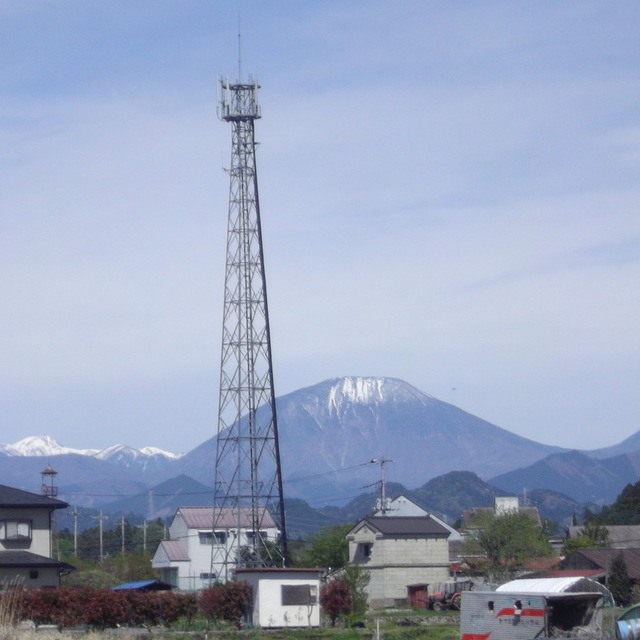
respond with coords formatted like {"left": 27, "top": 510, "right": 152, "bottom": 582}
{"left": 0, "top": 1, "right": 639, "bottom": 452}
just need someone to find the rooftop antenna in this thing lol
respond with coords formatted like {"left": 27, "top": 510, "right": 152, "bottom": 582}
{"left": 237, "top": 13, "right": 242, "bottom": 81}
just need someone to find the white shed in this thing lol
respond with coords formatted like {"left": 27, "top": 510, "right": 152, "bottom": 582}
{"left": 236, "top": 567, "right": 323, "bottom": 628}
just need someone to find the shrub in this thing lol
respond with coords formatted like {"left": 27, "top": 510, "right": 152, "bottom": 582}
{"left": 199, "top": 582, "right": 252, "bottom": 628}
{"left": 320, "top": 579, "right": 351, "bottom": 626}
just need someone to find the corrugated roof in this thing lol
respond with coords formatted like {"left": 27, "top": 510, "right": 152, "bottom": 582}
{"left": 158, "top": 540, "right": 189, "bottom": 561}
{"left": 177, "top": 506, "right": 277, "bottom": 529}
{"left": 361, "top": 516, "right": 450, "bottom": 537}
{"left": 563, "top": 548, "right": 640, "bottom": 580}
{"left": 567, "top": 526, "right": 640, "bottom": 548}
{"left": 498, "top": 577, "right": 590, "bottom": 593}
{"left": 0, "top": 484, "right": 68, "bottom": 509}
{"left": 497, "top": 576, "right": 614, "bottom": 605}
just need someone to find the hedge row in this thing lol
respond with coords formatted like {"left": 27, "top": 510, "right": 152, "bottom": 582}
{"left": 1, "top": 584, "right": 251, "bottom": 629}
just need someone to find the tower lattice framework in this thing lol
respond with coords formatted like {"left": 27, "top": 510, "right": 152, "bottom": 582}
{"left": 211, "top": 76, "right": 287, "bottom": 582}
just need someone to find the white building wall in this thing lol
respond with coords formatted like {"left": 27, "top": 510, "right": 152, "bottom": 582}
{"left": 159, "top": 513, "right": 280, "bottom": 591}
{"left": 240, "top": 571, "right": 321, "bottom": 628}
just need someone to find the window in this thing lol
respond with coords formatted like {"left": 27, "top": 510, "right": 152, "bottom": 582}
{"left": 199, "top": 531, "right": 227, "bottom": 545}
{"left": 281, "top": 585, "right": 316, "bottom": 606}
{"left": 246, "top": 530, "right": 268, "bottom": 541}
{"left": 359, "top": 542, "right": 372, "bottom": 558}
{"left": 0, "top": 520, "right": 32, "bottom": 541}
{"left": 200, "top": 572, "right": 217, "bottom": 580}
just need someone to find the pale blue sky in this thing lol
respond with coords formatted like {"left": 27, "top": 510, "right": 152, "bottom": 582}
{"left": 1, "top": 1, "right": 639, "bottom": 454}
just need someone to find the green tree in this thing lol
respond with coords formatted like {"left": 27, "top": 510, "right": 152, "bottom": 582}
{"left": 461, "top": 510, "right": 554, "bottom": 582}
{"left": 342, "top": 563, "right": 370, "bottom": 621}
{"left": 295, "top": 523, "right": 352, "bottom": 570}
{"left": 609, "top": 552, "right": 632, "bottom": 606}
{"left": 579, "top": 519, "right": 610, "bottom": 547}
{"left": 562, "top": 536, "right": 592, "bottom": 556}
{"left": 598, "top": 481, "right": 640, "bottom": 525}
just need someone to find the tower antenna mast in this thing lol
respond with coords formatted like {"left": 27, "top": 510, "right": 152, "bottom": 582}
{"left": 211, "top": 73, "right": 288, "bottom": 582}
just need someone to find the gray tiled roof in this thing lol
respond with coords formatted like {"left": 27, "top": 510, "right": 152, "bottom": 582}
{"left": 0, "top": 484, "right": 68, "bottom": 509}
{"left": 0, "top": 550, "right": 74, "bottom": 571}
{"left": 177, "top": 506, "right": 277, "bottom": 529}
{"left": 362, "top": 516, "right": 450, "bottom": 537}
{"left": 157, "top": 540, "right": 189, "bottom": 562}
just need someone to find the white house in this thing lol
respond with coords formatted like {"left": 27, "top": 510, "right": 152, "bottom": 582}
{"left": 0, "top": 484, "right": 74, "bottom": 587}
{"left": 152, "top": 506, "right": 279, "bottom": 590}
{"left": 347, "top": 515, "right": 451, "bottom": 609}
{"left": 236, "top": 567, "right": 323, "bottom": 628}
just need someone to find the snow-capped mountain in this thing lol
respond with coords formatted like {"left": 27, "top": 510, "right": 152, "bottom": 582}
{"left": 0, "top": 435, "right": 180, "bottom": 466}
{"left": 2, "top": 377, "right": 639, "bottom": 510}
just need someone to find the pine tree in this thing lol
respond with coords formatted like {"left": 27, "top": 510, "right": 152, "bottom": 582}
{"left": 609, "top": 552, "right": 632, "bottom": 606}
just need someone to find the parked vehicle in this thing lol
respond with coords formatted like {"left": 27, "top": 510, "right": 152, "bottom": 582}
{"left": 428, "top": 580, "right": 474, "bottom": 610}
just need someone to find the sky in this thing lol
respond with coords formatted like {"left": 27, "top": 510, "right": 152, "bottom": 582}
{"left": 1, "top": 1, "right": 639, "bottom": 455}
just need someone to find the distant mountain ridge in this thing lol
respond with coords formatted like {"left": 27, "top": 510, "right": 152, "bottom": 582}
{"left": 0, "top": 435, "right": 181, "bottom": 466}
{"left": 1, "top": 377, "right": 638, "bottom": 511}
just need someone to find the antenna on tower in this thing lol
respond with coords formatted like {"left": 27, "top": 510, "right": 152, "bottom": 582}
{"left": 211, "top": 72, "right": 287, "bottom": 584}
{"left": 237, "top": 13, "right": 242, "bottom": 81}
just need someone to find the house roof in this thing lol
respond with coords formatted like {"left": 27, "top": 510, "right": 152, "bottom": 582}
{"left": 355, "top": 516, "right": 450, "bottom": 537}
{"left": 236, "top": 567, "right": 323, "bottom": 575}
{"left": 0, "top": 551, "right": 74, "bottom": 571}
{"left": 0, "top": 484, "right": 68, "bottom": 510}
{"left": 567, "top": 525, "right": 640, "bottom": 548}
{"left": 157, "top": 540, "right": 189, "bottom": 561}
{"left": 562, "top": 548, "right": 640, "bottom": 580}
{"left": 176, "top": 506, "right": 277, "bottom": 530}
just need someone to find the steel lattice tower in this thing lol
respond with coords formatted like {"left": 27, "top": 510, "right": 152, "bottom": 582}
{"left": 211, "top": 76, "right": 287, "bottom": 582}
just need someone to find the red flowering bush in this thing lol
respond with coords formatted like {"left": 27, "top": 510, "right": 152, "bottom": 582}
{"left": 199, "top": 582, "right": 253, "bottom": 628}
{"left": 15, "top": 588, "right": 198, "bottom": 629}
{"left": 320, "top": 579, "right": 351, "bottom": 626}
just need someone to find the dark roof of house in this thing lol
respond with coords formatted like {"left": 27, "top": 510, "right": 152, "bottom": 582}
{"left": 567, "top": 525, "right": 640, "bottom": 548}
{"left": 0, "top": 551, "right": 75, "bottom": 571}
{"left": 0, "top": 484, "right": 68, "bottom": 510}
{"left": 359, "top": 516, "right": 450, "bottom": 537}
{"left": 561, "top": 548, "right": 640, "bottom": 580}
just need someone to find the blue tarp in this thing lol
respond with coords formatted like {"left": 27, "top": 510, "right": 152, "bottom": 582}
{"left": 112, "top": 579, "right": 172, "bottom": 591}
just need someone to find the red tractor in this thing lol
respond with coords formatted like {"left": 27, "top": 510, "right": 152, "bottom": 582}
{"left": 428, "top": 580, "right": 474, "bottom": 610}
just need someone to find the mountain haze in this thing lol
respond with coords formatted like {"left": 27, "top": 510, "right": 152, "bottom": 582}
{"left": 1, "top": 377, "right": 638, "bottom": 510}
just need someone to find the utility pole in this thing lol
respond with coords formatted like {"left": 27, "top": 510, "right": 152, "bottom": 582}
{"left": 68, "top": 506, "right": 78, "bottom": 557}
{"left": 93, "top": 511, "right": 106, "bottom": 562}
{"left": 142, "top": 520, "right": 147, "bottom": 554}
{"left": 371, "top": 458, "right": 393, "bottom": 515}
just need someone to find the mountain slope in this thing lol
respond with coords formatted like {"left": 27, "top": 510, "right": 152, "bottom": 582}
{"left": 489, "top": 450, "right": 637, "bottom": 504}
{"left": 173, "top": 377, "right": 565, "bottom": 502}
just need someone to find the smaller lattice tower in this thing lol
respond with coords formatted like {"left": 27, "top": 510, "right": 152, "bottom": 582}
{"left": 210, "top": 74, "right": 287, "bottom": 583}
